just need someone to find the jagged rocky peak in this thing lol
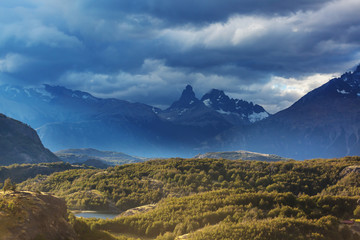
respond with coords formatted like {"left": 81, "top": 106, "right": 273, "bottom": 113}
{"left": 316, "top": 64, "right": 360, "bottom": 99}
{"left": 201, "top": 89, "right": 233, "bottom": 110}
{"left": 200, "top": 88, "right": 269, "bottom": 122}
{"left": 340, "top": 65, "right": 360, "bottom": 86}
{"left": 350, "top": 64, "right": 360, "bottom": 76}
{"left": 169, "top": 84, "right": 201, "bottom": 109}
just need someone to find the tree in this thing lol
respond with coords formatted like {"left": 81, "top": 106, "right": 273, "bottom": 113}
{"left": 354, "top": 206, "right": 360, "bottom": 218}
{"left": 3, "top": 178, "right": 16, "bottom": 193}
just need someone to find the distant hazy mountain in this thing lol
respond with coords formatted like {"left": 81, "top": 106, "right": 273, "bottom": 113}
{"left": 55, "top": 148, "right": 146, "bottom": 166}
{"left": 195, "top": 150, "right": 289, "bottom": 162}
{"left": 0, "top": 113, "right": 58, "bottom": 165}
{"left": 219, "top": 65, "right": 360, "bottom": 159}
{"left": 0, "top": 84, "right": 268, "bottom": 157}
{"left": 0, "top": 84, "right": 185, "bottom": 156}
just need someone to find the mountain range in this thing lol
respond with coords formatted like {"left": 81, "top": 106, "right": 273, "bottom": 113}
{"left": 0, "top": 83, "right": 268, "bottom": 157}
{"left": 216, "top": 65, "right": 360, "bottom": 159}
{"left": 1, "top": 65, "right": 360, "bottom": 159}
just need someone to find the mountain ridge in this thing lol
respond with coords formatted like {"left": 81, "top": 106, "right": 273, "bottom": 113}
{"left": 1, "top": 65, "right": 360, "bottom": 159}
{"left": 0, "top": 113, "right": 58, "bottom": 165}
{"left": 217, "top": 65, "right": 360, "bottom": 159}
{"left": 0, "top": 83, "right": 268, "bottom": 157}
{"left": 201, "top": 88, "right": 269, "bottom": 124}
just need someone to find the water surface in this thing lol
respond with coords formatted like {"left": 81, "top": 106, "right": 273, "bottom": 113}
{"left": 73, "top": 211, "right": 119, "bottom": 219}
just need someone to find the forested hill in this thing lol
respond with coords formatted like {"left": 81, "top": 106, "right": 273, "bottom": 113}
{"left": 0, "top": 162, "right": 88, "bottom": 184}
{"left": 19, "top": 157, "right": 360, "bottom": 211}
{"left": 17, "top": 157, "right": 360, "bottom": 239}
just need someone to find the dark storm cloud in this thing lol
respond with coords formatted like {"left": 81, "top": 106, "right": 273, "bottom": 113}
{"left": 0, "top": 0, "right": 360, "bottom": 113}
{"left": 159, "top": 2, "right": 360, "bottom": 76}
{"left": 83, "top": 0, "right": 331, "bottom": 24}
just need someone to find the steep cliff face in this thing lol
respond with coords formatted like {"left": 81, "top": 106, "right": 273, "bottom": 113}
{"left": 0, "top": 191, "right": 78, "bottom": 240}
{"left": 0, "top": 114, "right": 58, "bottom": 165}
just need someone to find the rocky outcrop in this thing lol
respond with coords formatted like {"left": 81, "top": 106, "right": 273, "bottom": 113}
{"left": 195, "top": 150, "right": 289, "bottom": 161}
{"left": 340, "top": 165, "right": 360, "bottom": 178}
{"left": 118, "top": 204, "right": 157, "bottom": 217}
{"left": 0, "top": 191, "right": 78, "bottom": 240}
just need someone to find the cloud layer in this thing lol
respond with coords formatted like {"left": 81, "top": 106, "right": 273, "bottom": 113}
{"left": 1, "top": 0, "right": 360, "bottom": 113}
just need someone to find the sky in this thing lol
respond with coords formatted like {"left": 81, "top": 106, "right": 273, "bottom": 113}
{"left": 1, "top": 0, "right": 360, "bottom": 113}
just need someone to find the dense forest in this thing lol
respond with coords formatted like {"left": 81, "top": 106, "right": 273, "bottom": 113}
{"left": 0, "top": 162, "right": 88, "bottom": 184}
{"left": 13, "top": 156, "right": 360, "bottom": 239}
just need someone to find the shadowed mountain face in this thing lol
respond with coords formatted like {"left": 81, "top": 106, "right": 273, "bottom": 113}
{"left": 0, "top": 84, "right": 268, "bottom": 157}
{"left": 0, "top": 114, "right": 58, "bottom": 165}
{"left": 169, "top": 85, "right": 202, "bottom": 109}
{"left": 217, "top": 66, "right": 360, "bottom": 159}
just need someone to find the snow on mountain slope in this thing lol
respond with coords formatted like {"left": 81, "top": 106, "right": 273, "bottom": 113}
{"left": 201, "top": 89, "right": 269, "bottom": 124}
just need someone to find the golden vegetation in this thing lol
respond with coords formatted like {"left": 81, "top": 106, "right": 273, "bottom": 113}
{"left": 14, "top": 156, "right": 360, "bottom": 239}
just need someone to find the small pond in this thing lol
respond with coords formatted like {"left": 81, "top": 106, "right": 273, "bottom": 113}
{"left": 73, "top": 211, "right": 119, "bottom": 219}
